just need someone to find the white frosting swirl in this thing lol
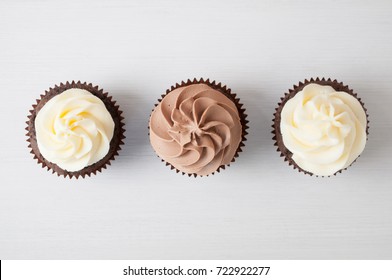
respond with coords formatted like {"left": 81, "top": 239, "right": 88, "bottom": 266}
{"left": 35, "top": 88, "right": 115, "bottom": 172}
{"left": 280, "top": 83, "right": 367, "bottom": 176}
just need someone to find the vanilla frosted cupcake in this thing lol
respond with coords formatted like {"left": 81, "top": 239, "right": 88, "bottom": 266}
{"left": 149, "top": 78, "right": 248, "bottom": 177}
{"left": 272, "top": 78, "right": 368, "bottom": 176}
{"left": 26, "top": 81, "right": 125, "bottom": 178}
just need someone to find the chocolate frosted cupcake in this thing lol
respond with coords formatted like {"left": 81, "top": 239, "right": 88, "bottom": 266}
{"left": 26, "top": 81, "right": 125, "bottom": 178}
{"left": 272, "top": 78, "right": 368, "bottom": 176}
{"left": 149, "top": 78, "right": 248, "bottom": 177}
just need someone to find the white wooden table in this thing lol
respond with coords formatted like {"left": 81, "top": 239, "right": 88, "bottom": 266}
{"left": 0, "top": 0, "right": 391, "bottom": 259}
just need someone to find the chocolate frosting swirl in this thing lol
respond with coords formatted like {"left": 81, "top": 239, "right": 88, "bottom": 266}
{"left": 149, "top": 84, "right": 242, "bottom": 176}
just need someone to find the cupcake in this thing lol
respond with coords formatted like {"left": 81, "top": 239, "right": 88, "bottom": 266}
{"left": 272, "top": 78, "right": 368, "bottom": 176}
{"left": 26, "top": 81, "right": 125, "bottom": 178}
{"left": 149, "top": 78, "right": 248, "bottom": 177}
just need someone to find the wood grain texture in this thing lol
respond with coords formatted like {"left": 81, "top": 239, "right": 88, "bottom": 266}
{"left": 0, "top": 0, "right": 391, "bottom": 259}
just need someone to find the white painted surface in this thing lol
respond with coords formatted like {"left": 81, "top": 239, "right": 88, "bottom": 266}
{"left": 0, "top": 0, "right": 391, "bottom": 259}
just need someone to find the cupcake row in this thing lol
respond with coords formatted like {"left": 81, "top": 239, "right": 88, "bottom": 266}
{"left": 26, "top": 78, "right": 368, "bottom": 178}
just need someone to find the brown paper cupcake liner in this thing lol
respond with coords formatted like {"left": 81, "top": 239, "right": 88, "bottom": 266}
{"left": 149, "top": 78, "right": 249, "bottom": 177}
{"left": 26, "top": 81, "right": 126, "bottom": 178}
{"left": 272, "top": 77, "right": 369, "bottom": 177}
